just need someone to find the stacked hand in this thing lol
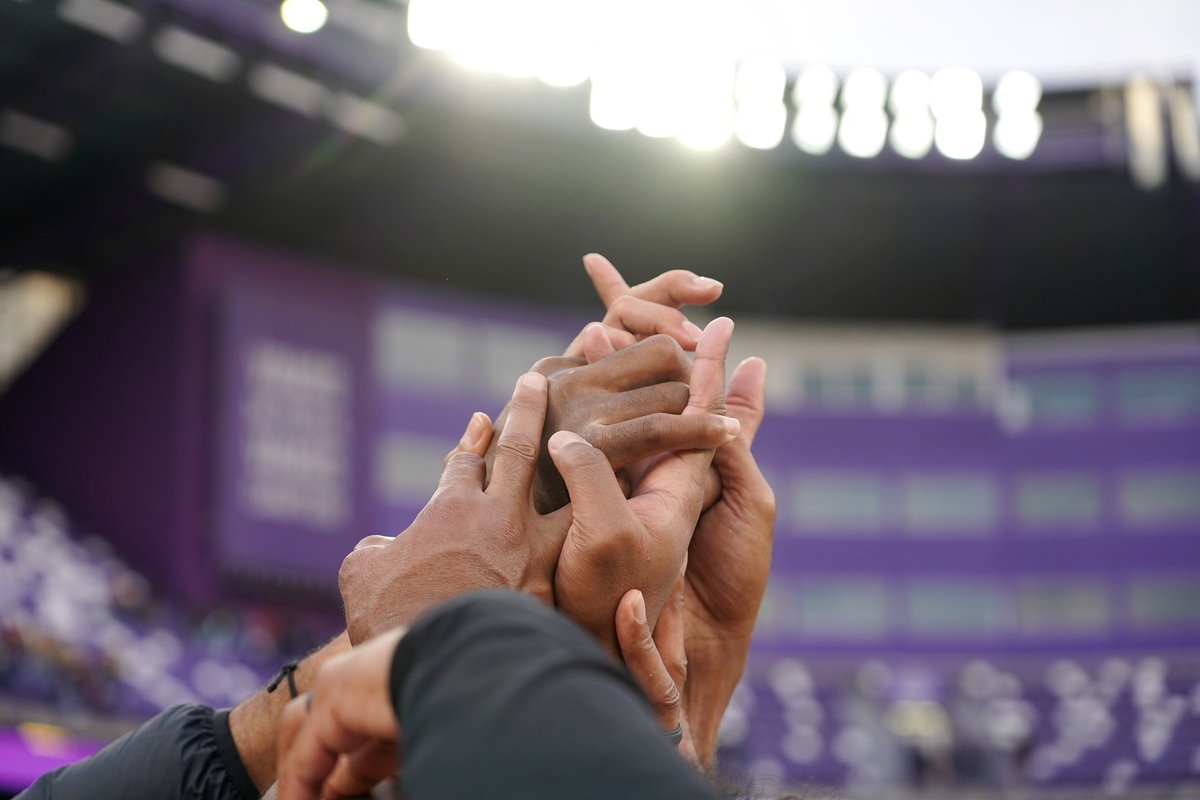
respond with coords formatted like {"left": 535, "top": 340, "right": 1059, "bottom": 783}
{"left": 580, "top": 255, "right": 776, "bottom": 769}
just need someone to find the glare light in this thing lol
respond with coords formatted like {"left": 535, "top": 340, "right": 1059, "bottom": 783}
{"left": 791, "top": 106, "right": 838, "bottom": 154}
{"left": 736, "top": 103, "right": 786, "bottom": 149}
{"left": 736, "top": 58, "right": 786, "bottom": 105}
{"left": 889, "top": 70, "right": 930, "bottom": 116}
{"left": 147, "top": 162, "right": 225, "bottom": 213}
{"left": 734, "top": 58, "right": 785, "bottom": 150}
{"left": 0, "top": 110, "right": 72, "bottom": 162}
{"left": 993, "top": 71, "right": 1041, "bottom": 115}
{"left": 934, "top": 109, "right": 986, "bottom": 159}
{"left": 57, "top": 0, "right": 143, "bottom": 43}
{"left": 588, "top": 52, "right": 638, "bottom": 131}
{"left": 930, "top": 68, "right": 984, "bottom": 160}
{"left": 840, "top": 68, "right": 886, "bottom": 110}
{"left": 993, "top": 113, "right": 1042, "bottom": 160}
{"left": 153, "top": 26, "right": 240, "bottom": 83}
{"left": 280, "top": 0, "right": 328, "bottom": 34}
{"left": 406, "top": 0, "right": 455, "bottom": 49}
{"left": 890, "top": 112, "right": 934, "bottom": 159}
{"left": 675, "top": 55, "right": 735, "bottom": 149}
{"left": 929, "top": 67, "right": 982, "bottom": 118}
{"left": 838, "top": 108, "right": 887, "bottom": 158}
{"left": 792, "top": 64, "right": 838, "bottom": 108}
{"left": 1169, "top": 85, "right": 1200, "bottom": 181}
{"left": 888, "top": 70, "right": 932, "bottom": 159}
{"left": 248, "top": 63, "right": 328, "bottom": 117}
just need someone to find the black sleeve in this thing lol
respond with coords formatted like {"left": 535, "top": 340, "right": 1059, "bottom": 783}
{"left": 390, "top": 590, "right": 723, "bottom": 800}
{"left": 16, "top": 704, "right": 259, "bottom": 800}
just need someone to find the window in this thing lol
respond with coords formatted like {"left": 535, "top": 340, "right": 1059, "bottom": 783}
{"left": 1128, "top": 576, "right": 1200, "bottom": 628}
{"left": 791, "top": 472, "right": 886, "bottom": 535}
{"left": 1015, "top": 473, "right": 1101, "bottom": 530}
{"left": 906, "top": 582, "right": 1009, "bottom": 636}
{"left": 796, "top": 579, "right": 891, "bottom": 638}
{"left": 902, "top": 474, "right": 997, "bottom": 535}
{"left": 373, "top": 308, "right": 464, "bottom": 391}
{"left": 1017, "top": 580, "right": 1109, "bottom": 634}
{"left": 1117, "top": 367, "right": 1200, "bottom": 425}
{"left": 375, "top": 432, "right": 454, "bottom": 506}
{"left": 1118, "top": 469, "right": 1200, "bottom": 527}
{"left": 1015, "top": 373, "right": 1099, "bottom": 427}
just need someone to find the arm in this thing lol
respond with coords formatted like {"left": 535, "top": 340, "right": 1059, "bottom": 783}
{"left": 15, "top": 633, "right": 353, "bottom": 800}
{"left": 228, "top": 631, "right": 352, "bottom": 791}
{"left": 276, "top": 592, "right": 722, "bottom": 800}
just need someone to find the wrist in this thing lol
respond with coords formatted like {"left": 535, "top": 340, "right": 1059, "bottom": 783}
{"left": 229, "top": 631, "right": 352, "bottom": 791}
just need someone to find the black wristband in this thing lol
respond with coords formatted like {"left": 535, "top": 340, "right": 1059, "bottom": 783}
{"left": 266, "top": 659, "right": 301, "bottom": 699}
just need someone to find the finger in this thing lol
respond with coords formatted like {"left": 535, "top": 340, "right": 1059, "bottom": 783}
{"left": 442, "top": 412, "right": 492, "bottom": 470}
{"left": 586, "top": 334, "right": 692, "bottom": 392}
{"left": 615, "top": 589, "right": 681, "bottom": 733}
{"left": 488, "top": 372, "right": 548, "bottom": 500}
{"left": 686, "top": 317, "right": 734, "bottom": 417}
{"left": 726, "top": 357, "right": 767, "bottom": 447}
{"left": 581, "top": 322, "right": 618, "bottom": 363}
{"left": 277, "top": 695, "right": 341, "bottom": 800}
{"left": 548, "top": 431, "right": 639, "bottom": 541}
{"left": 652, "top": 565, "right": 688, "bottom": 693}
{"left": 627, "top": 270, "right": 724, "bottom": 309}
{"left": 595, "top": 412, "right": 739, "bottom": 471}
{"left": 582, "top": 252, "right": 631, "bottom": 307}
{"left": 603, "top": 295, "right": 704, "bottom": 351}
{"left": 322, "top": 741, "right": 396, "bottom": 800}
{"left": 597, "top": 381, "right": 691, "bottom": 424}
{"left": 436, "top": 452, "right": 486, "bottom": 494}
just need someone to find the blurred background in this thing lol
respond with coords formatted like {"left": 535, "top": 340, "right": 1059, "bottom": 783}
{"left": 1, "top": 0, "right": 1199, "bottom": 796}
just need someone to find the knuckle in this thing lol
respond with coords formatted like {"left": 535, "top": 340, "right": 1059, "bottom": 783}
{"left": 532, "top": 355, "right": 583, "bottom": 376}
{"left": 496, "top": 432, "right": 539, "bottom": 462}
{"left": 656, "top": 681, "right": 681, "bottom": 712}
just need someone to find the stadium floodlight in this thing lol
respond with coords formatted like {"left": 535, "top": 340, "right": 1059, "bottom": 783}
{"left": 792, "top": 64, "right": 838, "bottom": 108}
{"left": 838, "top": 107, "right": 888, "bottom": 158}
{"left": 280, "top": 0, "right": 328, "bottom": 34}
{"left": 735, "top": 58, "right": 786, "bottom": 150}
{"left": 676, "top": 55, "right": 736, "bottom": 150}
{"left": 993, "top": 112, "right": 1042, "bottom": 160}
{"left": 406, "top": 0, "right": 456, "bottom": 49}
{"left": 588, "top": 50, "right": 639, "bottom": 131}
{"left": 993, "top": 71, "right": 1042, "bottom": 115}
{"left": 888, "top": 70, "right": 933, "bottom": 159}
{"left": 792, "top": 105, "right": 838, "bottom": 155}
{"left": 934, "top": 109, "right": 986, "bottom": 159}
{"left": 992, "top": 71, "right": 1043, "bottom": 160}
{"left": 890, "top": 111, "right": 934, "bottom": 159}
{"left": 791, "top": 65, "right": 839, "bottom": 154}
{"left": 930, "top": 68, "right": 984, "bottom": 159}
{"left": 837, "top": 68, "right": 887, "bottom": 158}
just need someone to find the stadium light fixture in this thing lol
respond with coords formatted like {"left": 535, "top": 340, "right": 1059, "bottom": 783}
{"left": 735, "top": 58, "right": 787, "bottom": 150}
{"left": 790, "top": 65, "right": 838, "bottom": 155}
{"left": 992, "top": 71, "right": 1042, "bottom": 160}
{"left": 838, "top": 68, "right": 887, "bottom": 158}
{"left": 930, "top": 67, "right": 985, "bottom": 159}
{"left": 888, "top": 70, "right": 933, "bottom": 159}
{"left": 280, "top": 0, "right": 328, "bottom": 34}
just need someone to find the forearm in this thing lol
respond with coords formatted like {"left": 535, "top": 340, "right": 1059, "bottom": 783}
{"left": 682, "top": 639, "right": 751, "bottom": 770}
{"left": 229, "top": 631, "right": 352, "bottom": 792}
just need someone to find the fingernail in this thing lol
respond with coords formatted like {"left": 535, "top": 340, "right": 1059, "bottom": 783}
{"left": 723, "top": 417, "right": 741, "bottom": 437}
{"left": 694, "top": 276, "right": 723, "bottom": 290}
{"left": 519, "top": 372, "right": 547, "bottom": 391}
{"left": 682, "top": 320, "right": 704, "bottom": 341}
{"left": 460, "top": 412, "right": 486, "bottom": 448}
{"left": 548, "top": 430, "right": 588, "bottom": 452}
{"left": 632, "top": 591, "right": 646, "bottom": 625}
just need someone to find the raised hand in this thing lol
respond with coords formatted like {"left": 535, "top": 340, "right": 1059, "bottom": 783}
{"left": 564, "top": 253, "right": 723, "bottom": 360}
{"left": 681, "top": 356, "right": 775, "bottom": 768}
{"left": 549, "top": 318, "right": 735, "bottom": 657}
{"left": 338, "top": 372, "right": 570, "bottom": 646}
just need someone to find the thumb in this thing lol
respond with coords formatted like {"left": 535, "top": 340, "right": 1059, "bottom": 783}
{"left": 547, "top": 431, "right": 638, "bottom": 547}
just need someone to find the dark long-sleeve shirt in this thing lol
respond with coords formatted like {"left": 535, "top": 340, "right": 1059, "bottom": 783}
{"left": 19, "top": 589, "right": 721, "bottom": 799}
